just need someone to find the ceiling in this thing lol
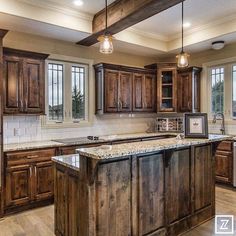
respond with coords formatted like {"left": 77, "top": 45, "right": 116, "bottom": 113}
{"left": 132, "top": 0, "right": 236, "bottom": 40}
{"left": 1, "top": 0, "right": 236, "bottom": 57}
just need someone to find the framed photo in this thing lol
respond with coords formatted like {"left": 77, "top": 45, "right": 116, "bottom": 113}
{"left": 184, "top": 113, "right": 208, "bottom": 138}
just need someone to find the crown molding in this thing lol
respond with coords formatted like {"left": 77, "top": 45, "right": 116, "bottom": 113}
{"left": 17, "top": 0, "right": 93, "bottom": 22}
{"left": 127, "top": 27, "right": 169, "bottom": 42}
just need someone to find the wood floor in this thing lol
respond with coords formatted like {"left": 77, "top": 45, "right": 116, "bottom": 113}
{"left": 0, "top": 186, "right": 235, "bottom": 236}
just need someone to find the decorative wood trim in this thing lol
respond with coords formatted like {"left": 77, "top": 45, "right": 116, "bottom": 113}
{"left": 77, "top": 0, "right": 183, "bottom": 46}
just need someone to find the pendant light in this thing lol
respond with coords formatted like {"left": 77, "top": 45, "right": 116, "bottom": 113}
{"left": 176, "top": 1, "right": 189, "bottom": 68}
{"left": 97, "top": 0, "right": 114, "bottom": 54}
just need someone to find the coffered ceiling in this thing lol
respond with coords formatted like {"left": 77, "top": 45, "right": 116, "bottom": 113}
{"left": 0, "top": 0, "right": 236, "bottom": 57}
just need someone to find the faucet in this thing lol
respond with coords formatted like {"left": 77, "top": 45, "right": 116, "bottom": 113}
{"left": 212, "top": 112, "right": 225, "bottom": 135}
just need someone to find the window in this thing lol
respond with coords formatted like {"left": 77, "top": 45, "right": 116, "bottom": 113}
{"left": 72, "top": 66, "right": 85, "bottom": 120}
{"left": 48, "top": 63, "right": 64, "bottom": 121}
{"left": 46, "top": 60, "right": 88, "bottom": 124}
{"left": 232, "top": 65, "right": 236, "bottom": 117}
{"left": 211, "top": 67, "right": 224, "bottom": 113}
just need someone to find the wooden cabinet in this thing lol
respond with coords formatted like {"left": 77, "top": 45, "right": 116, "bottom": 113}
{"left": 133, "top": 73, "right": 156, "bottom": 112}
{"left": 3, "top": 48, "right": 48, "bottom": 115}
{"left": 177, "top": 67, "right": 202, "bottom": 112}
{"left": 158, "top": 66, "right": 177, "bottom": 112}
{"left": 54, "top": 162, "right": 79, "bottom": 236}
{"left": 4, "top": 148, "right": 55, "bottom": 214}
{"left": 94, "top": 63, "right": 156, "bottom": 114}
{"left": 215, "top": 141, "right": 233, "bottom": 185}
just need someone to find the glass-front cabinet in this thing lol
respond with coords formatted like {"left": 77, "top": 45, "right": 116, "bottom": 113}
{"left": 158, "top": 65, "right": 177, "bottom": 112}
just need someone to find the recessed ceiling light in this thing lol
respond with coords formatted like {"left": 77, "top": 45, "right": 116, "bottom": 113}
{"left": 183, "top": 22, "right": 191, "bottom": 28}
{"left": 73, "top": 0, "right": 84, "bottom": 6}
{"left": 212, "top": 41, "right": 225, "bottom": 50}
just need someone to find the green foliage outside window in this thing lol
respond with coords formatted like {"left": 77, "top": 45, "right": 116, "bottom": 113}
{"left": 72, "top": 85, "right": 85, "bottom": 119}
{"left": 212, "top": 80, "right": 224, "bottom": 113}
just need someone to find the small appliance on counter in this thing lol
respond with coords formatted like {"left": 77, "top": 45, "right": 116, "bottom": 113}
{"left": 156, "top": 117, "right": 183, "bottom": 132}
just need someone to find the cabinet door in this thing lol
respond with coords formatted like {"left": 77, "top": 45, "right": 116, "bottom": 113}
{"left": 5, "top": 164, "right": 32, "bottom": 207}
{"left": 215, "top": 153, "right": 232, "bottom": 183}
{"left": 54, "top": 167, "right": 68, "bottom": 236}
{"left": 143, "top": 74, "right": 156, "bottom": 112}
{"left": 119, "top": 71, "right": 132, "bottom": 112}
{"left": 158, "top": 68, "right": 177, "bottom": 112}
{"left": 105, "top": 69, "right": 119, "bottom": 112}
{"left": 166, "top": 149, "right": 191, "bottom": 224}
{"left": 133, "top": 73, "right": 145, "bottom": 111}
{"left": 177, "top": 72, "right": 192, "bottom": 112}
{"left": 3, "top": 55, "right": 23, "bottom": 114}
{"left": 137, "top": 153, "right": 166, "bottom": 235}
{"left": 34, "top": 161, "right": 54, "bottom": 201}
{"left": 23, "top": 58, "right": 44, "bottom": 114}
{"left": 194, "top": 145, "right": 212, "bottom": 211}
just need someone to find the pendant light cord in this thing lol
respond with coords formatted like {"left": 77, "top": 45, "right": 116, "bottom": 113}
{"left": 105, "top": 0, "right": 108, "bottom": 32}
{"left": 181, "top": 0, "right": 184, "bottom": 52}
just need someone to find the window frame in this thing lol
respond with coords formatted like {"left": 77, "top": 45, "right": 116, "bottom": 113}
{"left": 42, "top": 55, "right": 94, "bottom": 128}
{"left": 209, "top": 65, "right": 225, "bottom": 115}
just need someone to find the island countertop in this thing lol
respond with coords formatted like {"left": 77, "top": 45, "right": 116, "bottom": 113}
{"left": 77, "top": 134, "right": 231, "bottom": 160}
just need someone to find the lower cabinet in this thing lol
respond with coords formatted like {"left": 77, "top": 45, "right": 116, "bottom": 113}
{"left": 215, "top": 141, "right": 233, "bottom": 185}
{"left": 54, "top": 163, "right": 79, "bottom": 236}
{"left": 4, "top": 148, "right": 55, "bottom": 214}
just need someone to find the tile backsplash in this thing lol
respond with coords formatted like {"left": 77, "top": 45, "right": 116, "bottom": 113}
{"left": 3, "top": 115, "right": 155, "bottom": 144}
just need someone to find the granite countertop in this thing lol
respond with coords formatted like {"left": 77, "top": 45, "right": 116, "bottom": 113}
{"left": 4, "top": 140, "right": 64, "bottom": 152}
{"left": 52, "top": 154, "right": 80, "bottom": 171}
{"left": 77, "top": 134, "right": 231, "bottom": 160}
{"left": 3, "top": 132, "right": 176, "bottom": 152}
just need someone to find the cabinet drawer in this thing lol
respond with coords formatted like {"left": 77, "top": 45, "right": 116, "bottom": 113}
{"left": 217, "top": 141, "right": 232, "bottom": 151}
{"left": 5, "top": 148, "right": 56, "bottom": 166}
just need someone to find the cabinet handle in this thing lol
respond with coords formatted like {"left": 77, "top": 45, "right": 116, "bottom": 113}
{"left": 119, "top": 100, "right": 122, "bottom": 109}
{"left": 27, "top": 155, "right": 39, "bottom": 159}
{"left": 34, "top": 166, "right": 37, "bottom": 177}
{"left": 25, "top": 99, "right": 28, "bottom": 111}
{"left": 20, "top": 100, "right": 23, "bottom": 111}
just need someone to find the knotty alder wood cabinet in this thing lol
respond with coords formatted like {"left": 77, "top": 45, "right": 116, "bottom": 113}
{"left": 3, "top": 48, "right": 49, "bottom": 115}
{"left": 177, "top": 67, "right": 202, "bottom": 112}
{"left": 145, "top": 63, "right": 202, "bottom": 113}
{"left": 215, "top": 140, "right": 233, "bottom": 185}
{"left": 4, "top": 148, "right": 55, "bottom": 214}
{"left": 94, "top": 63, "right": 156, "bottom": 114}
{"left": 55, "top": 143, "right": 214, "bottom": 236}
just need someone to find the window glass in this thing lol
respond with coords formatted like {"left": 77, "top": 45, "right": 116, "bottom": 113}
{"left": 48, "top": 63, "right": 64, "bottom": 121}
{"left": 211, "top": 67, "right": 224, "bottom": 113}
{"left": 71, "top": 66, "right": 85, "bottom": 120}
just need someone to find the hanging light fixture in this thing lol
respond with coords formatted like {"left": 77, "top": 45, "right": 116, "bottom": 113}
{"left": 176, "top": 0, "right": 189, "bottom": 68}
{"left": 97, "top": 0, "right": 114, "bottom": 54}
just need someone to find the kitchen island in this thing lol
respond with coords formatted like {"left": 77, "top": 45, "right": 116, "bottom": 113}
{"left": 52, "top": 134, "right": 229, "bottom": 236}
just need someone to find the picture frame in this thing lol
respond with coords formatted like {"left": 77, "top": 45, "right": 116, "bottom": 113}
{"left": 184, "top": 113, "right": 208, "bottom": 138}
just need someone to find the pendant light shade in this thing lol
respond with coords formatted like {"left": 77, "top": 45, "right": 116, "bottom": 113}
{"left": 176, "top": 1, "right": 189, "bottom": 68}
{"left": 98, "top": 34, "right": 114, "bottom": 54}
{"left": 98, "top": 0, "right": 114, "bottom": 54}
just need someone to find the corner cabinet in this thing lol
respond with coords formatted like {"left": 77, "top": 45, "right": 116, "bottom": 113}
{"left": 94, "top": 63, "right": 156, "bottom": 114}
{"left": 177, "top": 67, "right": 202, "bottom": 113}
{"left": 3, "top": 48, "right": 49, "bottom": 115}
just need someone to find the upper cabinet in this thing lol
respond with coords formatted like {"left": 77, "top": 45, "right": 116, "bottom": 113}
{"left": 145, "top": 63, "right": 202, "bottom": 113}
{"left": 3, "top": 48, "right": 49, "bottom": 115}
{"left": 177, "top": 67, "right": 202, "bottom": 113}
{"left": 94, "top": 63, "right": 156, "bottom": 114}
{"left": 157, "top": 64, "right": 177, "bottom": 112}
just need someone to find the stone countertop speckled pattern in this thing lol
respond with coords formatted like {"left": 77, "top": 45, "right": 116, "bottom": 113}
{"left": 4, "top": 140, "right": 64, "bottom": 152}
{"left": 77, "top": 134, "right": 231, "bottom": 160}
{"left": 52, "top": 154, "right": 80, "bottom": 171}
{"left": 3, "top": 132, "right": 176, "bottom": 152}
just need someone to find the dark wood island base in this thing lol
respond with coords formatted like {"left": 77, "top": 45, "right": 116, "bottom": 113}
{"left": 53, "top": 139, "right": 220, "bottom": 236}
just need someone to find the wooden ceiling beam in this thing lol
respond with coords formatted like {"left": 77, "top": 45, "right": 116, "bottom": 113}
{"left": 77, "top": 0, "right": 183, "bottom": 46}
